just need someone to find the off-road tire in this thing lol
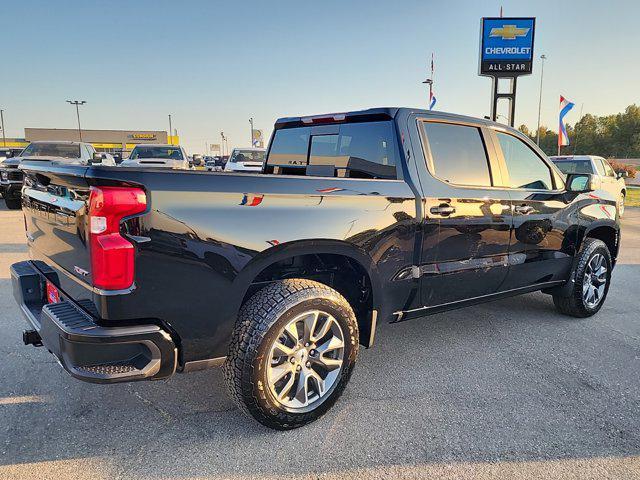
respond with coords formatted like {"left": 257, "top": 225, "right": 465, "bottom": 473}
{"left": 4, "top": 197, "right": 21, "bottom": 210}
{"left": 224, "top": 279, "right": 359, "bottom": 430}
{"left": 553, "top": 238, "right": 612, "bottom": 318}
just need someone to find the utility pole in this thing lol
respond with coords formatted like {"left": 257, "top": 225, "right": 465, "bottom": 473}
{"left": 66, "top": 100, "right": 86, "bottom": 141}
{"left": 249, "top": 117, "right": 254, "bottom": 146}
{"left": 0, "top": 109, "right": 6, "bottom": 147}
{"left": 168, "top": 114, "right": 173, "bottom": 145}
{"left": 535, "top": 54, "right": 547, "bottom": 146}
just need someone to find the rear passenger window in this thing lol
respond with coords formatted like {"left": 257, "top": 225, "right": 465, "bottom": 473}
{"left": 309, "top": 135, "right": 339, "bottom": 164}
{"left": 496, "top": 132, "right": 553, "bottom": 190}
{"left": 266, "top": 121, "right": 398, "bottom": 179}
{"left": 421, "top": 122, "right": 492, "bottom": 186}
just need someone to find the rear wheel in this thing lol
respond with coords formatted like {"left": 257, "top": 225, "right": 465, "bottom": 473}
{"left": 224, "top": 279, "right": 359, "bottom": 429}
{"left": 553, "top": 238, "right": 612, "bottom": 318}
{"left": 4, "top": 197, "right": 21, "bottom": 210}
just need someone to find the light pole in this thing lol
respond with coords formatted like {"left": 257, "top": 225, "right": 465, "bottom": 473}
{"left": 535, "top": 54, "right": 547, "bottom": 146}
{"left": 220, "top": 131, "right": 226, "bottom": 157}
{"left": 66, "top": 100, "right": 86, "bottom": 141}
{"left": 0, "top": 109, "right": 6, "bottom": 147}
{"left": 168, "top": 114, "right": 173, "bottom": 145}
{"left": 249, "top": 117, "right": 254, "bottom": 146}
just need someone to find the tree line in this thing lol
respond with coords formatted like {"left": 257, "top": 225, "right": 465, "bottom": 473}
{"left": 518, "top": 104, "right": 640, "bottom": 160}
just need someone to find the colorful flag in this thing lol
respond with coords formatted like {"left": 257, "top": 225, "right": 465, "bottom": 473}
{"left": 429, "top": 91, "right": 437, "bottom": 110}
{"left": 558, "top": 95, "right": 575, "bottom": 146}
{"left": 240, "top": 193, "right": 263, "bottom": 206}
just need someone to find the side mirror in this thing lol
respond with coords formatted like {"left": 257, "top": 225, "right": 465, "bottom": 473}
{"left": 617, "top": 171, "right": 629, "bottom": 179}
{"left": 91, "top": 152, "right": 105, "bottom": 164}
{"left": 192, "top": 154, "right": 203, "bottom": 166}
{"left": 566, "top": 173, "right": 594, "bottom": 193}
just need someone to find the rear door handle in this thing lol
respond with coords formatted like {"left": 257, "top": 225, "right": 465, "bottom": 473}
{"left": 430, "top": 204, "right": 456, "bottom": 216}
{"left": 514, "top": 205, "right": 534, "bottom": 215}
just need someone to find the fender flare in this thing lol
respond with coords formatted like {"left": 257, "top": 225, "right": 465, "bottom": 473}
{"left": 233, "top": 239, "right": 384, "bottom": 310}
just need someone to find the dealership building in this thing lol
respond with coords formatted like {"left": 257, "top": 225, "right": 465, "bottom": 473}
{"left": 3, "top": 128, "right": 179, "bottom": 156}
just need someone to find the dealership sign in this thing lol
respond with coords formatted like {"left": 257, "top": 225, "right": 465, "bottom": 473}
{"left": 130, "top": 133, "right": 157, "bottom": 140}
{"left": 479, "top": 17, "right": 535, "bottom": 76}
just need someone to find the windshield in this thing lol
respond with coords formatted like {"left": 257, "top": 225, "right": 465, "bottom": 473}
{"left": 21, "top": 143, "right": 80, "bottom": 159}
{"left": 552, "top": 160, "right": 594, "bottom": 175}
{"left": 229, "top": 149, "right": 265, "bottom": 163}
{"left": 130, "top": 146, "right": 184, "bottom": 160}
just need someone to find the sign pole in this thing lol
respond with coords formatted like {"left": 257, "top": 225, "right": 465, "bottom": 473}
{"left": 480, "top": 17, "right": 535, "bottom": 127}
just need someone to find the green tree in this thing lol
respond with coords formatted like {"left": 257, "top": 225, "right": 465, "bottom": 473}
{"left": 519, "top": 104, "right": 640, "bottom": 158}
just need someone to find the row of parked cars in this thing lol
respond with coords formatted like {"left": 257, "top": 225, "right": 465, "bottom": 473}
{"left": 0, "top": 141, "right": 267, "bottom": 209}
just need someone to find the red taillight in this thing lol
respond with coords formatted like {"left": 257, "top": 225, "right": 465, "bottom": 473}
{"left": 88, "top": 186, "right": 147, "bottom": 290}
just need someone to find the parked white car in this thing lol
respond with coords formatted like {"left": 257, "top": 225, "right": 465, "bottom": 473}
{"left": 550, "top": 155, "right": 628, "bottom": 215}
{"left": 224, "top": 147, "right": 266, "bottom": 173}
{"left": 120, "top": 144, "right": 190, "bottom": 169}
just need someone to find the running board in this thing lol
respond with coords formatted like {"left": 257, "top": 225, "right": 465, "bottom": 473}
{"left": 392, "top": 280, "right": 565, "bottom": 322}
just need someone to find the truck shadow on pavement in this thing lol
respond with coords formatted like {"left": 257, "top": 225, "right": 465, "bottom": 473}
{"left": 2, "top": 264, "right": 640, "bottom": 478}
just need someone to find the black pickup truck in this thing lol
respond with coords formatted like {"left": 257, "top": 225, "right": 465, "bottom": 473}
{"left": 11, "top": 108, "right": 620, "bottom": 429}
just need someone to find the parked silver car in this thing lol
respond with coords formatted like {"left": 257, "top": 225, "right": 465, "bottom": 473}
{"left": 550, "top": 155, "right": 628, "bottom": 215}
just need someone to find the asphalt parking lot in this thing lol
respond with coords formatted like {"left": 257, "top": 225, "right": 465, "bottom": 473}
{"left": 1, "top": 203, "right": 639, "bottom": 480}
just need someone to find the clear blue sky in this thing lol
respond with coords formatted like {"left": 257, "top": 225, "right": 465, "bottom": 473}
{"left": 3, "top": 0, "right": 639, "bottom": 153}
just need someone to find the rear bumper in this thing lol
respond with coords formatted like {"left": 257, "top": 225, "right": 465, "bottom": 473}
{"left": 11, "top": 261, "right": 177, "bottom": 384}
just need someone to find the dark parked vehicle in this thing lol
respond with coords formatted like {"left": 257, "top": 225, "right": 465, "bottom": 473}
{"left": 205, "top": 155, "right": 227, "bottom": 171}
{"left": 11, "top": 108, "right": 620, "bottom": 429}
{"left": 0, "top": 147, "right": 24, "bottom": 198}
{"left": 0, "top": 147, "right": 24, "bottom": 160}
{"left": 0, "top": 141, "right": 101, "bottom": 209}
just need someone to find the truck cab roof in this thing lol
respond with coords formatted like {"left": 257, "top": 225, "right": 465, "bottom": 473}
{"left": 275, "top": 107, "right": 511, "bottom": 132}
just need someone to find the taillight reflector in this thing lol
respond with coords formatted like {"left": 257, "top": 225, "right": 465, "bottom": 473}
{"left": 88, "top": 186, "right": 147, "bottom": 290}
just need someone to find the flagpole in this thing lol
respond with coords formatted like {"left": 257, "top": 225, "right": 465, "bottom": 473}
{"left": 430, "top": 53, "right": 434, "bottom": 108}
{"left": 422, "top": 53, "right": 435, "bottom": 110}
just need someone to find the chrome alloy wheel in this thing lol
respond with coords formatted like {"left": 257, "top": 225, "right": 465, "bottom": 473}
{"left": 266, "top": 310, "right": 345, "bottom": 410}
{"left": 582, "top": 253, "right": 607, "bottom": 309}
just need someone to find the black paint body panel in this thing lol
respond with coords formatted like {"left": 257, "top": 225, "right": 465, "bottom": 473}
{"left": 18, "top": 108, "right": 621, "bottom": 366}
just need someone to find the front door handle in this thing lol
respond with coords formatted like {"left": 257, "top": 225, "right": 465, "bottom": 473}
{"left": 514, "top": 205, "right": 534, "bottom": 215}
{"left": 430, "top": 204, "right": 456, "bottom": 216}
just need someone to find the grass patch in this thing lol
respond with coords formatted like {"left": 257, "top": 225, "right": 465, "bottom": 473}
{"left": 627, "top": 187, "right": 640, "bottom": 208}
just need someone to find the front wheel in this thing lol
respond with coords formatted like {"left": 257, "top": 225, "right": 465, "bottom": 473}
{"left": 553, "top": 238, "right": 612, "bottom": 318}
{"left": 224, "top": 279, "right": 359, "bottom": 430}
{"left": 4, "top": 197, "right": 21, "bottom": 210}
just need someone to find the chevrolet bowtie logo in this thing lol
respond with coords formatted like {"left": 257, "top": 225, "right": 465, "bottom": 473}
{"left": 489, "top": 24, "right": 530, "bottom": 40}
